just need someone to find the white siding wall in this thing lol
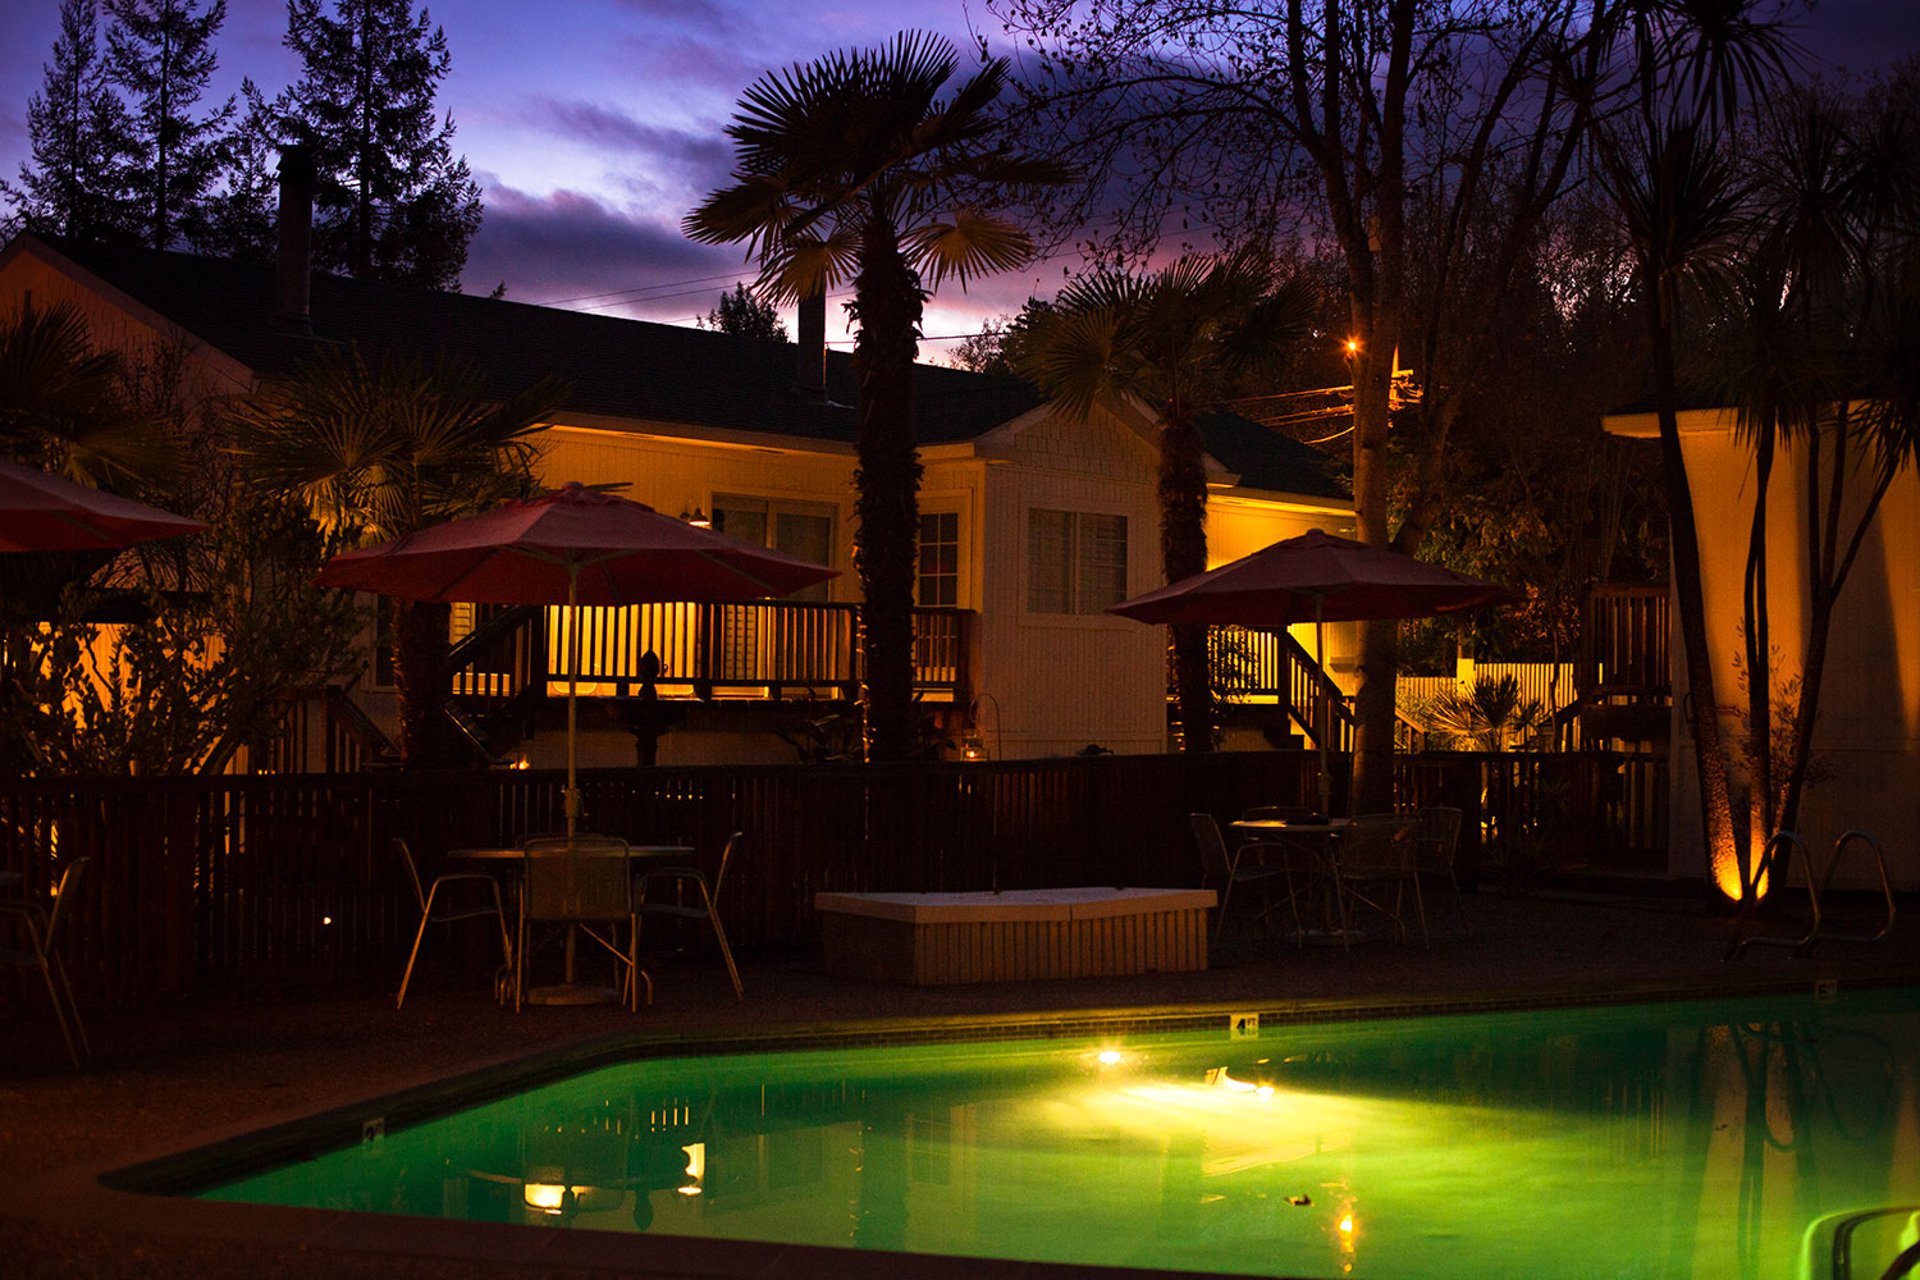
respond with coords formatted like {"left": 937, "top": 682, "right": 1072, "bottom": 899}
{"left": 538, "top": 427, "right": 861, "bottom": 600}
{"left": 976, "top": 406, "right": 1168, "bottom": 757}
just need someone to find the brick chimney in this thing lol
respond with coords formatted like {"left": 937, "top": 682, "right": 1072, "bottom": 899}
{"left": 274, "top": 144, "right": 315, "bottom": 335}
{"left": 796, "top": 289, "right": 827, "bottom": 401}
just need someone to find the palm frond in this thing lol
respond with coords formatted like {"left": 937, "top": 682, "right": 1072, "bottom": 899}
{"left": 1014, "top": 304, "right": 1126, "bottom": 422}
{"left": 902, "top": 209, "right": 1035, "bottom": 289}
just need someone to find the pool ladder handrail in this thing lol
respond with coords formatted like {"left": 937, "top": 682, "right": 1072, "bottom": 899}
{"left": 1727, "top": 829, "right": 1896, "bottom": 960}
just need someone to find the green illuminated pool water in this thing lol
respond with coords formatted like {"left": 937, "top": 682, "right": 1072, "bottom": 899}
{"left": 203, "top": 991, "right": 1920, "bottom": 1278}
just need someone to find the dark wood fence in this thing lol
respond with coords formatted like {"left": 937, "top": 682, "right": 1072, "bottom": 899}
{"left": 0, "top": 749, "right": 1664, "bottom": 1007}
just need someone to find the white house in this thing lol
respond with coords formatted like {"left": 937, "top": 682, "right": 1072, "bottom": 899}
{"left": 0, "top": 228, "right": 1356, "bottom": 767}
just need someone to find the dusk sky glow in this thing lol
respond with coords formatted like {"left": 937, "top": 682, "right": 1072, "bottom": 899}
{"left": 4, "top": 0, "right": 1919, "bottom": 359}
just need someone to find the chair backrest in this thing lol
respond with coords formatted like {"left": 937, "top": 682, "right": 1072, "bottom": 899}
{"left": 393, "top": 838, "right": 427, "bottom": 910}
{"left": 712, "top": 832, "right": 743, "bottom": 898}
{"left": 1189, "top": 814, "right": 1231, "bottom": 887}
{"left": 1415, "top": 807, "right": 1463, "bottom": 872}
{"left": 42, "top": 856, "right": 86, "bottom": 945}
{"left": 1337, "top": 815, "right": 1419, "bottom": 877}
{"left": 523, "top": 835, "right": 631, "bottom": 922}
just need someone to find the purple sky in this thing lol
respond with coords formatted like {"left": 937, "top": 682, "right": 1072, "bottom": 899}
{"left": 4, "top": 0, "right": 1919, "bottom": 360}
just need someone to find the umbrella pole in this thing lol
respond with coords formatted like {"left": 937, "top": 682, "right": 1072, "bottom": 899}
{"left": 1315, "top": 596, "right": 1331, "bottom": 815}
{"left": 565, "top": 565, "right": 581, "bottom": 840}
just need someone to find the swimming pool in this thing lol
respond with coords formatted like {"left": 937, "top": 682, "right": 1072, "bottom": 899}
{"left": 188, "top": 990, "right": 1918, "bottom": 1278}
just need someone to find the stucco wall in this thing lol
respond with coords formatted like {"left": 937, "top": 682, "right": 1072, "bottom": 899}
{"left": 1665, "top": 419, "right": 1920, "bottom": 890}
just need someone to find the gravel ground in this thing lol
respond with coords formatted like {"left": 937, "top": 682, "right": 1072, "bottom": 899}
{"left": 2, "top": 887, "right": 1914, "bottom": 1278}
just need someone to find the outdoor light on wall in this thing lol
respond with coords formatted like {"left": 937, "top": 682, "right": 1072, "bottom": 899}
{"left": 680, "top": 507, "right": 712, "bottom": 528}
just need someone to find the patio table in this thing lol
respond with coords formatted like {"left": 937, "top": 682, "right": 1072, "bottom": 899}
{"left": 450, "top": 843, "right": 692, "bottom": 1005}
{"left": 1229, "top": 818, "right": 1357, "bottom": 943}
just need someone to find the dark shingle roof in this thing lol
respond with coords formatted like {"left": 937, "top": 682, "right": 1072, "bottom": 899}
{"left": 37, "top": 236, "right": 1348, "bottom": 498}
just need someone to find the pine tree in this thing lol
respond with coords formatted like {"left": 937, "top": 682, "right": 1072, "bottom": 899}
{"left": 199, "top": 78, "right": 280, "bottom": 261}
{"left": 1, "top": 0, "right": 135, "bottom": 241}
{"left": 105, "top": 0, "right": 236, "bottom": 250}
{"left": 277, "top": 0, "right": 482, "bottom": 290}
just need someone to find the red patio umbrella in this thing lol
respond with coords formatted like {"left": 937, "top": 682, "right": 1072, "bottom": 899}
{"left": 1110, "top": 528, "right": 1515, "bottom": 806}
{"left": 0, "top": 460, "right": 204, "bottom": 552}
{"left": 317, "top": 482, "right": 837, "bottom": 834}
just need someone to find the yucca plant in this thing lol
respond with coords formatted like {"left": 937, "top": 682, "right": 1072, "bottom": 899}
{"left": 1415, "top": 674, "right": 1545, "bottom": 752}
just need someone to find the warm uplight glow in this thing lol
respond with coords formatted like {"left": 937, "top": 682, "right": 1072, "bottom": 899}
{"left": 523, "top": 1182, "right": 566, "bottom": 1213}
{"left": 1339, "top": 1214, "right": 1354, "bottom": 1234}
{"left": 1097, "top": 1049, "right": 1124, "bottom": 1066}
{"left": 1208, "top": 1067, "right": 1273, "bottom": 1097}
{"left": 678, "top": 1141, "right": 705, "bottom": 1196}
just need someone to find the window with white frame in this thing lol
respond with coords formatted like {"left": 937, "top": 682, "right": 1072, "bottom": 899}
{"left": 1027, "top": 509, "right": 1127, "bottom": 615}
{"left": 917, "top": 510, "right": 960, "bottom": 607}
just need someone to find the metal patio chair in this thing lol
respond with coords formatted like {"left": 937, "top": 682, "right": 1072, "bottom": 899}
{"left": 1190, "top": 814, "right": 1306, "bottom": 946}
{"left": 1413, "top": 806, "right": 1470, "bottom": 936}
{"left": 1332, "top": 814, "right": 1426, "bottom": 947}
{"left": 635, "top": 830, "right": 744, "bottom": 1001}
{"left": 0, "top": 857, "right": 90, "bottom": 1069}
{"left": 517, "top": 834, "right": 648, "bottom": 1012}
{"left": 394, "top": 837, "right": 514, "bottom": 1010}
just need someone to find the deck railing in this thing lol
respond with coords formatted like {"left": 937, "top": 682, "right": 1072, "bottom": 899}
{"left": 0, "top": 749, "right": 1663, "bottom": 1007}
{"left": 542, "top": 601, "right": 969, "bottom": 700}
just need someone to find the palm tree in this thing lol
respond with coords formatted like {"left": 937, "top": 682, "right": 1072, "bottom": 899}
{"left": 685, "top": 31, "right": 1065, "bottom": 762}
{"left": 0, "top": 297, "right": 176, "bottom": 485}
{"left": 1015, "top": 252, "right": 1316, "bottom": 751}
{"left": 228, "top": 345, "right": 563, "bottom": 767}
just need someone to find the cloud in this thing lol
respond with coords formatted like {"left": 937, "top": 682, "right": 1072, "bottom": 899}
{"left": 465, "top": 182, "right": 747, "bottom": 321}
{"left": 525, "top": 97, "right": 730, "bottom": 177}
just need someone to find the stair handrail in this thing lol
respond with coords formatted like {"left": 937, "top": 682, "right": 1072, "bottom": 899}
{"left": 324, "top": 685, "right": 399, "bottom": 765}
{"left": 447, "top": 603, "right": 541, "bottom": 695}
{"left": 1278, "top": 629, "right": 1355, "bottom": 750}
{"left": 1815, "top": 829, "right": 1897, "bottom": 946}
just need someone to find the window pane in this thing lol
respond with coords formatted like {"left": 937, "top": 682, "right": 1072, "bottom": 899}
{"left": 917, "top": 511, "right": 959, "bottom": 607}
{"left": 713, "top": 498, "right": 766, "bottom": 546}
{"left": 774, "top": 512, "right": 833, "bottom": 602}
{"left": 1077, "top": 513, "right": 1128, "bottom": 613}
{"left": 1027, "top": 509, "right": 1072, "bottom": 613}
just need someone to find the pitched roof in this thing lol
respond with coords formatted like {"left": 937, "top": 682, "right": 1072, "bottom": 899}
{"left": 29, "top": 235, "right": 1348, "bottom": 500}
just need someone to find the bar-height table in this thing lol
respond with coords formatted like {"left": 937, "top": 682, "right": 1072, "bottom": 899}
{"left": 450, "top": 843, "right": 693, "bottom": 1005}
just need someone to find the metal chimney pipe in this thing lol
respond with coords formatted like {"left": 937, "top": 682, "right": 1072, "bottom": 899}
{"left": 274, "top": 144, "right": 315, "bottom": 335}
{"left": 796, "top": 290, "right": 826, "bottom": 400}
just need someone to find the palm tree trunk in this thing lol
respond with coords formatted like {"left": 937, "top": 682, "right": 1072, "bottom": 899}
{"left": 849, "top": 216, "right": 924, "bottom": 763}
{"left": 392, "top": 597, "right": 452, "bottom": 769}
{"left": 1160, "top": 405, "right": 1212, "bottom": 751}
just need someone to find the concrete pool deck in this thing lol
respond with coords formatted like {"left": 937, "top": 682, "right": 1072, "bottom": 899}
{"left": 2, "top": 885, "right": 1916, "bottom": 1279}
